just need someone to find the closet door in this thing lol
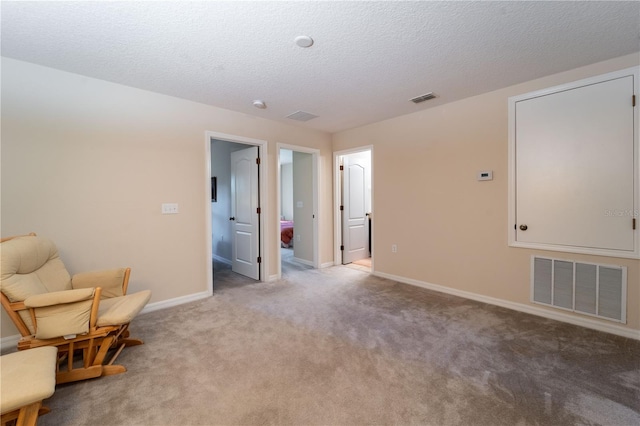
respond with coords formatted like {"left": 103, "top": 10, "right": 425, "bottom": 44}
{"left": 509, "top": 69, "right": 637, "bottom": 257}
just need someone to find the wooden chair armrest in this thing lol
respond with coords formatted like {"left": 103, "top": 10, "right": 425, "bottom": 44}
{"left": 7, "top": 301, "right": 26, "bottom": 311}
{"left": 1, "top": 292, "right": 31, "bottom": 336}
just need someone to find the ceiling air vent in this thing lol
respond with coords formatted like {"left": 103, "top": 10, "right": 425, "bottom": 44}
{"left": 286, "top": 110, "right": 318, "bottom": 122}
{"left": 410, "top": 92, "right": 437, "bottom": 104}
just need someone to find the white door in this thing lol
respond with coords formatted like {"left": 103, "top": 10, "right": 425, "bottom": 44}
{"left": 292, "top": 151, "right": 314, "bottom": 264}
{"left": 231, "top": 146, "right": 260, "bottom": 279}
{"left": 515, "top": 75, "right": 635, "bottom": 251}
{"left": 342, "top": 151, "right": 371, "bottom": 264}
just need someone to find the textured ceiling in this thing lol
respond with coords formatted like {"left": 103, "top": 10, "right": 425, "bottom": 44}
{"left": 2, "top": 1, "right": 639, "bottom": 133}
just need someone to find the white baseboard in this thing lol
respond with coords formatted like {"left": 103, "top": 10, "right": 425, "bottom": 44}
{"left": 293, "top": 257, "right": 314, "bottom": 267}
{"left": 5, "top": 272, "right": 634, "bottom": 351}
{"left": 321, "top": 261, "right": 335, "bottom": 268}
{"left": 213, "top": 254, "right": 232, "bottom": 266}
{"left": 373, "top": 271, "right": 640, "bottom": 341}
{"left": 140, "top": 290, "right": 212, "bottom": 315}
{"left": 268, "top": 274, "right": 279, "bottom": 281}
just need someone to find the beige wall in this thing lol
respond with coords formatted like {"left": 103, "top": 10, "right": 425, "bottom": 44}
{"left": 333, "top": 53, "right": 640, "bottom": 333}
{"left": 1, "top": 58, "right": 333, "bottom": 338}
{"left": 281, "top": 161, "right": 293, "bottom": 221}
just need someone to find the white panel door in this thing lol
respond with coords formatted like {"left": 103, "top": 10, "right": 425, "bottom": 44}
{"left": 231, "top": 146, "right": 259, "bottom": 279}
{"left": 342, "top": 152, "right": 371, "bottom": 264}
{"left": 515, "top": 75, "right": 634, "bottom": 251}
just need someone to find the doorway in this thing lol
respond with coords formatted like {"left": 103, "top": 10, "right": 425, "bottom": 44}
{"left": 277, "top": 144, "right": 320, "bottom": 278}
{"left": 334, "top": 147, "right": 373, "bottom": 271}
{"left": 206, "top": 132, "right": 267, "bottom": 292}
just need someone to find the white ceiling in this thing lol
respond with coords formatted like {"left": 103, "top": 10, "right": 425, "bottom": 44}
{"left": 2, "top": 1, "right": 639, "bottom": 133}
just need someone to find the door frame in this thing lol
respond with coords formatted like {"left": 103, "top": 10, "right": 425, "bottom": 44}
{"left": 205, "top": 131, "right": 268, "bottom": 291}
{"left": 333, "top": 146, "right": 374, "bottom": 268}
{"left": 276, "top": 143, "right": 320, "bottom": 278}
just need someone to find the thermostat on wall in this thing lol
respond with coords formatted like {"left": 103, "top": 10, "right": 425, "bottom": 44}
{"left": 477, "top": 170, "right": 493, "bottom": 181}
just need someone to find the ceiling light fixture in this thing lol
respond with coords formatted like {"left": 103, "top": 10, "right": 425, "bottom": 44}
{"left": 294, "top": 35, "right": 314, "bottom": 48}
{"left": 252, "top": 100, "right": 267, "bottom": 109}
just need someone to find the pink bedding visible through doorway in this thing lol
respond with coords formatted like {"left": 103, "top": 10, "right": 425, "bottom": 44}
{"left": 280, "top": 220, "right": 294, "bottom": 247}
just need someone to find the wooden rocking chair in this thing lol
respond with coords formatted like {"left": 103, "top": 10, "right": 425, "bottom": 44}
{"left": 0, "top": 233, "right": 151, "bottom": 384}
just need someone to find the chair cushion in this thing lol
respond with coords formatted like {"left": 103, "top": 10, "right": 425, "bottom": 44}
{"left": 1, "top": 236, "right": 72, "bottom": 334}
{"left": 25, "top": 288, "right": 95, "bottom": 308}
{"left": 32, "top": 299, "right": 93, "bottom": 340}
{"left": 97, "top": 290, "right": 151, "bottom": 327}
{"left": 72, "top": 268, "right": 126, "bottom": 298}
{"left": 23, "top": 289, "right": 95, "bottom": 339}
{"left": 0, "top": 346, "right": 57, "bottom": 414}
{"left": 1, "top": 236, "right": 72, "bottom": 299}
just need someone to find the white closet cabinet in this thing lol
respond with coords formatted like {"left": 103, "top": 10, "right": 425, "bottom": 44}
{"left": 508, "top": 68, "right": 639, "bottom": 258}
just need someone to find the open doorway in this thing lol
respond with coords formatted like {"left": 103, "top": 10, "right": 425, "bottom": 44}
{"left": 277, "top": 144, "right": 319, "bottom": 278}
{"left": 206, "top": 132, "right": 267, "bottom": 292}
{"left": 334, "top": 147, "right": 373, "bottom": 272}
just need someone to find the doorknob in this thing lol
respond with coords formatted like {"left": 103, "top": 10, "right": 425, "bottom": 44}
{"left": 519, "top": 224, "right": 528, "bottom": 231}
{"left": 229, "top": 217, "right": 235, "bottom": 221}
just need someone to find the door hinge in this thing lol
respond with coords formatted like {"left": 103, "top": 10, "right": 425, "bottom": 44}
{"left": 633, "top": 218, "right": 637, "bottom": 230}
{"left": 514, "top": 224, "right": 517, "bottom": 230}
{"left": 257, "top": 207, "right": 261, "bottom": 214}
{"left": 340, "top": 245, "right": 344, "bottom": 251}
{"left": 256, "top": 157, "right": 261, "bottom": 165}
{"left": 257, "top": 256, "right": 262, "bottom": 263}
{"left": 340, "top": 165, "right": 344, "bottom": 171}
{"left": 340, "top": 205, "right": 344, "bottom": 211}
{"left": 633, "top": 95, "right": 636, "bottom": 107}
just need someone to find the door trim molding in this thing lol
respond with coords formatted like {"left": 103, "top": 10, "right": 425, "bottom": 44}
{"left": 333, "top": 146, "right": 374, "bottom": 268}
{"left": 276, "top": 143, "right": 320, "bottom": 279}
{"left": 205, "top": 131, "right": 268, "bottom": 290}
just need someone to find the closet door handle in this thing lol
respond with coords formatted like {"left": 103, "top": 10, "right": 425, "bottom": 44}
{"left": 519, "top": 224, "right": 528, "bottom": 231}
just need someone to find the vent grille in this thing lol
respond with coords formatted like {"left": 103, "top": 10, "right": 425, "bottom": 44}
{"left": 532, "top": 256, "right": 626, "bottom": 323}
{"left": 410, "top": 92, "right": 436, "bottom": 104}
{"left": 286, "top": 110, "right": 318, "bottom": 122}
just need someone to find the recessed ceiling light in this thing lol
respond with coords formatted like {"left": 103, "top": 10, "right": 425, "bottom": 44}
{"left": 252, "top": 100, "right": 266, "bottom": 109}
{"left": 294, "top": 35, "right": 314, "bottom": 48}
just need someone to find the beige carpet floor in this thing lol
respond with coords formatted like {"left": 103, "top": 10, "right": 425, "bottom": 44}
{"left": 37, "top": 261, "right": 639, "bottom": 425}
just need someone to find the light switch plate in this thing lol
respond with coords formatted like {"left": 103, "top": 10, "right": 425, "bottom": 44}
{"left": 477, "top": 170, "right": 493, "bottom": 181}
{"left": 162, "top": 203, "right": 179, "bottom": 214}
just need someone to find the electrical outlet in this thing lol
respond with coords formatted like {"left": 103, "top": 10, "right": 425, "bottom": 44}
{"left": 161, "top": 203, "right": 179, "bottom": 214}
{"left": 297, "top": 234, "right": 301, "bottom": 242}
{"left": 391, "top": 244, "right": 397, "bottom": 253}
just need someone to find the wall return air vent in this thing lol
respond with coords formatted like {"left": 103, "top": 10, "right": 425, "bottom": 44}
{"left": 531, "top": 256, "right": 627, "bottom": 323}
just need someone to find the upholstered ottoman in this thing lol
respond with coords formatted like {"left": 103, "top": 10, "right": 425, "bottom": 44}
{"left": 1, "top": 346, "right": 57, "bottom": 426}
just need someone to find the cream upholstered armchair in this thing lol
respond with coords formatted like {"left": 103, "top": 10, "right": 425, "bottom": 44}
{"left": 0, "top": 233, "right": 151, "bottom": 384}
